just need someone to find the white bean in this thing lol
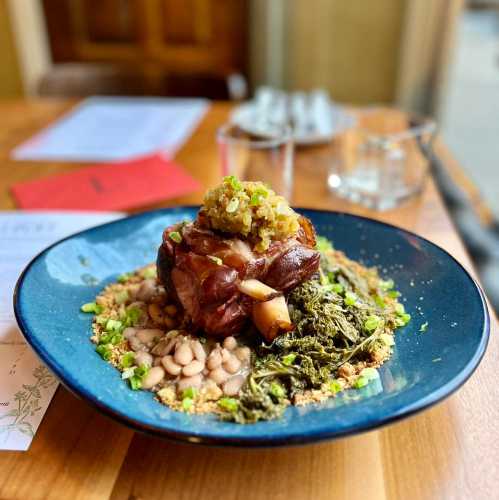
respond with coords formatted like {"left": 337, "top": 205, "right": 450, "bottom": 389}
{"left": 209, "top": 367, "right": 230, "bottom": 385}
{"left": 123, "top": 327, "right": 137, "bottom": 340}
{"left": 191, "top": 340, "right": 206, "bottom": 362}
{"left": 161, "top": 355, "right": 182, "bottom": 376}
{"left": 221, "top": 348, "right": 231, "bottom": 363}
{"left": 222, "top": 375, "right": 245, "bottom": 396}
{"left": 129, "top": 336, "right": 145, "bottom": 352}
{"left": 141, "top": 366, "right": 165, "bottom": 389}
{"left": 206, "top": 350, "right": 222, "bottom": 370}
{"left": 134, "top": 351, "right": 153, "bottom": 367}
{"left": 136, "top": 329, "right": 164, "bottom": 345}
{"left": 174, "top": 343, "right": 193, "bottom": 366}
{"left": 177, "top": 374, "right": 202, "bottom": 393}
{"left": 223, "top": 355, "right": 241, "bottom": 374}
{"left": 182, "top": 360, "right": 204, "bottom": 377}
{"left": 234, "top": 346, "right": 251, "bottom": 363}
{"left": 223, "top": 336, "right": 237, "bottom": 350}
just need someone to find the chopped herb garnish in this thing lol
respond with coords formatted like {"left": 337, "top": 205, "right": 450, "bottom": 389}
{"left": 364, "top": 315, "right": 381, "bottom": 331}
{"left": 224, "top": 175, "right": 242, "bottom": 191}
{"left": 395, "top": 313, "right": 411, "bottom": 326}
{"left": 395, "top": 303, "right": 405, "bottom": 315}
{"left": 387, "top": 290, "right": 401, "bottom": 298}
{"left": 122, "top": 307, "right": 141, "bottom": 327}
{"left": 129, "top": 376, "right": 142, "bottom": 390}
{"left": 105, "top": 319, "right": 123, "bottom": 333}
{"left": 419, "top": 322, "right": 428, "bottom": 332}
{"left": 380, "top": 279, "right": 394, "bottom": 291}
{"left": 81, "top": 302, "right": 103, "bottom": 314}
{"left": 380, "top": 333, "right": 395, "bottom": 346}
{"left": 331, "top": 283, "right": 344, "bottom": 294}
{"left": 353, "top": 375, "right": 369, "bottom": 389}
{"left": 344, "top": 292, "right": 357, "bottom": 306}
{"left": 218, "top": 397, "right": 239, "bottom": 412}
{"left": 329, "top": 379, "right": 343, "bottom": 394}
{"left": 121, "top": 367, "right": 136, "bottom": 380}
{"left": 182, "top": 397, "right": 194, "bottom": 410}
{"left": 96, "top": 344, "right": 112, "bottom": 361}
{"left": 432, "top": 357, "right": 442, "bottom": 363}
{"left": 169, "top": 231, "right": 182, "bottom": 243}
{"left": 120, "top": 352, "right": 135, "bottom": 368}
{"left": 316, "top": 236, "right": 334, "bottom": 252}
{"left": 141, "top": 267, "right": 157, "bottom": 279}
{"left": 282, "top": 353, "right": 297, "bottom": 366}
{"left": 182, "top": 387, "right": 198, "bottom": 399}
{"left": 269, "top": 382, "right": 286, "bottom": 399}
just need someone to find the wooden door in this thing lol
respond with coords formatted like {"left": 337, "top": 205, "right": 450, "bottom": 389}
{"left": 42, "top": 0, "right": 248, "bottom": 97}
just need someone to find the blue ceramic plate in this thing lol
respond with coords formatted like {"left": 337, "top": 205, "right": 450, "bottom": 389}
{"left": 14, "top": 208, "right": 490, "bottom": 447}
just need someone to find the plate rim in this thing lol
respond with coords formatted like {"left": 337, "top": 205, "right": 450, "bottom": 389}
{"left": 13, "top": 207, "right": 491, "bottom": 447}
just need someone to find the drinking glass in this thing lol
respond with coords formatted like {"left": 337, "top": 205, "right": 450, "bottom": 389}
{"left": 327, "top": 109, "right": 437, "bottom": 210}
{"left": 217, "top": 123, "right": 294, "bottom": 199}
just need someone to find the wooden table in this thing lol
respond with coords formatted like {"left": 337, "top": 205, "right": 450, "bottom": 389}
{"left": 0, "top": 100, "right": 497, "bottom": 500}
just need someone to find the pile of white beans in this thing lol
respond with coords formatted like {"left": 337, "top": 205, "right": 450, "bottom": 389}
{"left": 123, "top": 326, "right": 251, "bottom": 398}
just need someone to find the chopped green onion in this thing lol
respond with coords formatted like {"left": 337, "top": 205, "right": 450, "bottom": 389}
{"left": 207, "top": 255, "right": 223, "bottom": 265}
{"left": 122, "top": 307, "right": 141, "bottom": 327}
{"left": 141, "top": 267, "right": 157, "bottom": 279}
{"left": 129, "top": 376, "right": 142, "bottom": 390}
{"left": 315, "top": 236, "right": 334, "bottom": 252}
{"left": 182, "top": 387, "right": 198, "bottom": 399}
{"left": 353, "top": 375, "right": 369, "bottom": 389}
{"left": 395, "top": 303, "right": 405, "bottom": 315}
{"left": 329, "top": 379, "right": 343, "bottom": 394}
{"left": 105, "top": 319, "right": 123, "bottom": 333}
{"left": 373, "top": 295, "right": 386, "bottom": 309}
{"left": 359, "top": 367, "right": 379, "bottom": 381}
{"left": 121, "top": 367, "right": 136, "bottom": 380}
{"left": 282, "top": 353, "right": 296, "bottom": 366}
{"left": 135, "top": 364, "right": 149, "bottom": 379}
{"left": 96, "top": 344, "right": 112, "bottom": 361}
{"left": 218, "top": 397, "right": 239, "bottom": 412}
{"left": 81, "top": 302, "right": 103, "bottom": 314}
{"left": 120, "top": 352, "right": 135, "bottom": 368}
{"left": 331, "top": 283, "right": 344, "bottom": 294}
{"left": 169, "top": 231, "right": 182, "bottom": 244}
{"left": 117, "top": 272, "right": 133, "bottom": 283}
{"left": 379, "top": 333, "right": 395, "bottom": 346}
{"left": 182, "top": 397, "right": 194, "bottom": 410}
{"left": 270, "top": 382, "right": 286, "bottom": 399}
{"left": 364, "top": 315, "right": 381, "bottom": 332}
{"left": 224, "top": 175, "right": 242, "bottom": 191}
{"left": 114, "top": 290, "right": 129, "bottom": 305}
{"left": 420, "top": 321, "right": 428, "bottom": 332}
{"left": 226, "top": 197, "right": 239, "bottom": 213}
{"left": 387, "top": 290, "right": 401, "bottom": 298}
{"left": 344, "top": 292, "right": 357, "bottom": 306}
{"left": 395, "top": 313, "right": 411, "bottom": 326}
{"left": 380, "top": 279, "right": 394, "bottom": 291}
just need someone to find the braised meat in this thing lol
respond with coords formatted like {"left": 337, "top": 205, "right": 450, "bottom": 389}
{"left": 157, "top": 216, "right": 320, "bottom": 341}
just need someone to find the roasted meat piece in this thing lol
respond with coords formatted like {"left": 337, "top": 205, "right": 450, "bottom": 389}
{"left": 157, "top": 216, "right": 320, "bottom": 341}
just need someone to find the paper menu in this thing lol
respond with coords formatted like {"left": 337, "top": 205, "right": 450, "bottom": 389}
{"left": 0, "top": 211, "right": 123, "bottom": 451}
{"left": 11, "top": 97, "right": 210, "bottom": 162}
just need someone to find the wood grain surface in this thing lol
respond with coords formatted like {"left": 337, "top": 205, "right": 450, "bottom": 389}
{"left": 0, "top": 100, "right": 497, "bottom": 500}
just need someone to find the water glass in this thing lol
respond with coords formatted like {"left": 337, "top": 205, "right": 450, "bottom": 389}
{"left": 217, "top": 123, "right": 294, "bottom": 200}
{"left": 328, "top": 109, "right": 437, "bottom": 210}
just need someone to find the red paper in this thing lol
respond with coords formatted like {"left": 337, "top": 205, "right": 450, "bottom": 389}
{"left": 11, "top": 153, "right": 201, "bottom": 210}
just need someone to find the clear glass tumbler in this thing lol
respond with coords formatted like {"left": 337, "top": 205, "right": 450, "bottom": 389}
{"left": 217, "top": 123, "right": 294, "bottom": 200}
{"left": 328, "top": 109, "right": 437, "bottom": 210}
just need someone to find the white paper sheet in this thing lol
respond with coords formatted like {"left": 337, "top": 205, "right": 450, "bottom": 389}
{"left": 0, "top": 211, "right": 122, "bottom": 450}
{"left": 11, "top": 97, "right": 210, "bottom": 162}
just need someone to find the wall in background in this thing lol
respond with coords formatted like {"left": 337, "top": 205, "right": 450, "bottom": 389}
{"left": 0, "top": 0, "right": 23, "bottom": 98}
{"left": 283, "top": 0, "right": 406, "bottom": 104}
